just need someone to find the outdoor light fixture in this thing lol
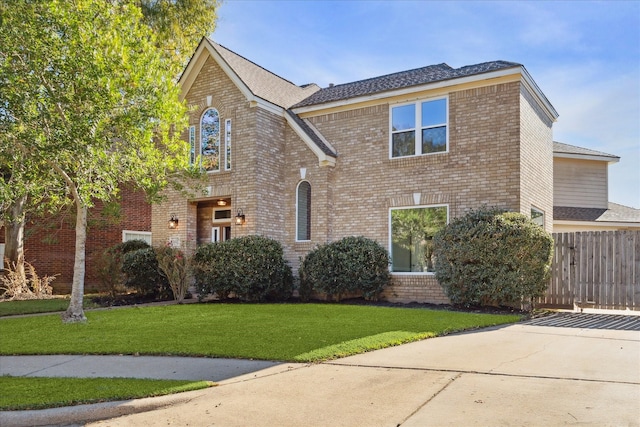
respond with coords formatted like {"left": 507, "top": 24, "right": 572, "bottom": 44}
{"left": 235, "top": 209, "right": 246, "bottom": 225}
{"left": 216, "top": 199, "right": 227, "bottom": 206}
{"left": 168, "top": 214, "right": 179, "bottom": 229}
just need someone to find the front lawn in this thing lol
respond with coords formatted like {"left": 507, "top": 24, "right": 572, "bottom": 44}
{"left": 0, "top": 376, "right": 213, "bottom": 411}
{"left": 0, "top": 297, "right": 98, "bottom": 317}
{"left": 0, "top": 303, "right": 520, "bottom": 411}
{"left": 0, "top": 303, "right": 520, "bottom": 362}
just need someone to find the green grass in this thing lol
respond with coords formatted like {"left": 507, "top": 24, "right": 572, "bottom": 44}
{"left": 0, "top": 297, "right": 98, "bottom": 317}
{"left": 0, "top": 376, "right": 213, "bottom": 411}
{"left": 0, "top": 303, "right": 520, "bottom": 362}
{"left": 0, "top": 303, "right": 520, "bottom": 411}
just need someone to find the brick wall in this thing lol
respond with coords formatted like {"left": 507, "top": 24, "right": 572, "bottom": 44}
{"left": 155, "top": 54, "right": 554, "bottom": 305}
{"left": 6, "top": 186, "right": 151, "bottom": 294}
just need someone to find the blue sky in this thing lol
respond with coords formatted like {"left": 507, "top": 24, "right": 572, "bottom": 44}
{"left": 212, "top": 0, "right": 640, "bottom": 208}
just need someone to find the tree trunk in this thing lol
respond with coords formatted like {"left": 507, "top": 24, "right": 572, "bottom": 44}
{"left": 62, "top": 203, "right": 88, "bottom": 323}
{"left": 3, "top": 195, "right": 27, "bottom": 283}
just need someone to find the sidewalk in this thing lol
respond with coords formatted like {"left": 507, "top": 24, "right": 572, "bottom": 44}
{"left": 2, "top": 313, "right": 639, "bottom": 426}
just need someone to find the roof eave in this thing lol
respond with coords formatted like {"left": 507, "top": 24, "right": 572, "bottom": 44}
{"left": 284, "top": 113, "right": 337, "bottom": 167}
{"left": 554, "top": 219, "right": 640, "bottom": 228}
{"left": 554, "top": 152, "right": 620, "bottom": 164}
{"left": 293, "top": 66, "right": 558, "bottom": 122}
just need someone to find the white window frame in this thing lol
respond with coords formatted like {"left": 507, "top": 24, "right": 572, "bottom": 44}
{"left": 389, "top": 204, "right": 449, "bottom": 275}
{"left": 295, "top": 180, "right": 311, "bottom": 242}
{"left": 122, "top": 230, "right": 152, "bottom": 245}
{"left": 389, "top": 96, "right": 449, "bottom": 159}
{"left": 200, "top": 108, "right": 221, "bottom": 173}
{"left": 531, "top": 206, "right": 545, "bottom": 227}
{"left": 224, "top": 118, "right": 232, "bottom": 171}
{"left": 188, "top": 125, "right": 196, "bottom": 166}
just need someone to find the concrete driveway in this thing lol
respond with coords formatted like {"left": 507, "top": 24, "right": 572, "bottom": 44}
{"left": 2, "top": 313, "right": 639, "bottom": 426}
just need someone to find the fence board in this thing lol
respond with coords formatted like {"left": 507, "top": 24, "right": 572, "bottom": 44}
{"left": 541, "top": 230, "right": 640, "bottom": 311}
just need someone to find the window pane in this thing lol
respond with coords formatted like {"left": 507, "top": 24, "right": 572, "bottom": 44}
{"left": 531, "top": 208, "right": 544, "bottom": 227}
{"left": 421, "top": 99, "right": 446, "bottom": 127}
{"left": 392, "top": 131, "right": 415, "bottom": 157}
{"left": 422, "top": 126, "right": 447, "bottom": 153}
{"left": 297, "top": 181, "right": 311, "bottom": 240}
{"left": 225, "top": 119, "right": 231, "bottom": 170}
{"left": 201, "top": 109, "right": 220, "bottom": 172}
{"left": 391, "top": 206, "right": 447, "bottom": 272}
{"left": 392, "top": 104, "right": 415, "bottom": 131}
{"left": 189, "top": 126, "right": 196, "bottom": 165}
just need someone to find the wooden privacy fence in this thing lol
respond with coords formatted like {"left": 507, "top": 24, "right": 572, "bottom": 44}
{"left": 539, "top": 231, "right": 640, "bottom": 311}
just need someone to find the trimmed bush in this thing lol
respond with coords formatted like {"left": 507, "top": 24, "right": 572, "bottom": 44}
{"left": 191, "top": 235, "right": 293, "bottom": 302}
{"left": 121, "top": 247, "right": 170, "bottom": 297}
{"left": 433, "top": 207, "right": 554, "bottom": 308}
{"left": 299, "top": 236, "right": 390, "bottom": 301}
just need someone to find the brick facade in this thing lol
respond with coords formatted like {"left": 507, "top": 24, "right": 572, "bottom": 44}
{"left": 152, "top": 47, "right": 555, "bottom": 305}
{"left": 1, "top": 186, "right": 151, "bottom": 293}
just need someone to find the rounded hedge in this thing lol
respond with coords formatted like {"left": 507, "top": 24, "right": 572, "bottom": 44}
{"left": 191, "top": 235, "right": 293, "bottom": 302}
{"left": 299, "top": 236, "right": 390, "bottom": 301}
{"left": 433, "top": 207, "right": 553, "bottom": 308}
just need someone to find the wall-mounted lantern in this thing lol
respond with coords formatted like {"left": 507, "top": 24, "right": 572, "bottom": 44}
{"left": 235, "top": 209, "right": 246, "bottom": 225}
{"left": 168, "top": 214, "right": 179, "bottom": 229}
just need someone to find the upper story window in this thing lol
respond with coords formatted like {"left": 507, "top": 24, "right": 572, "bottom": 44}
{"left": 188, "top": 125, "right": 196, "bottom": 166}
{"left": 296, "top": 181, "right": 311, "bottom": 241}
{"left": 390, "top": 97, "right": 448, "bottom": 158}
{"left": 390, "top": 205, "right": 448, "bottom": 273}
{"left": 201, "top": 108, "right": 220, "bottom": 172}
{"left": 225, "top": 119, "right": 232, "bottom": 171}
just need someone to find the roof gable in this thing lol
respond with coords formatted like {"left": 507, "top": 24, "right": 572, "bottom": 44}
{"left": 179, "top": 38, "right": 320, "bottom": 109}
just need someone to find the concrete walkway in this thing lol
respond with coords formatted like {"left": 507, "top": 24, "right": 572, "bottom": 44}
{"left": 1, "top": 314, "right": 639, "bottom": 426}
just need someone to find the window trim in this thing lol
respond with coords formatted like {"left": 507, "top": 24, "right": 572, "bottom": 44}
{"left": 389, "top": 204, "right": 449, "bottom": 275}
{"left": 295, "top": 180, "right": 312, "bottom": 242}
{"left": 200, "top": 107, "right": 221, "bottom": 173}
{"left": 224, "top": 118, "right": 232, "bottom": 171}
{"left": 389, "top": 96, "right": 449, "bottom": 159}
{"left": 188, "top": 125, "right": 196, "bottom": 166}
{"left": 122, "top": 230, "right": 152, "bottom": 245}
{"left": 531, "top": 206, "right": 545, "bottom": 227}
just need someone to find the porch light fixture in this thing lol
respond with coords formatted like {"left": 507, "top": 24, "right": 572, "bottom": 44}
{"left": 235, "top": 209, "right": 246, "bottom": 225}
{"left": 168, "top": 214, "right": 179, "bottom": 229}
{"left": 216, "top": 199, "right": 227, "bottom": 206}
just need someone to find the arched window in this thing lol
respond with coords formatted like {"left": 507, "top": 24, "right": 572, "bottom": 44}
{"left": 200, "top": 108, "right": 220, "bottom": 172}
{"left": 296, "top": 181, "right": 311, "bottom": 241}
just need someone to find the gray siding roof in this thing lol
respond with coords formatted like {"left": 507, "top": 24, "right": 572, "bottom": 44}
{"left": 553, "top": 141, "right": 619, "bottom": 161}
{"left": 293, "top": 61, "right": 521, "bottom": 108}
{"left": 554, "top": 203, "right": 640, "bottom": 223}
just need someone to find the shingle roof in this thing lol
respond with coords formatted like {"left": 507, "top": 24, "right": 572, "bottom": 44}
{"left": 209, "top": 40, "right": 320, "bottom": 109}
{"left": 553, "top": 141, "right": 619, "bottom": 161}
{"left": 554, "top": 203, "right": 640, "bottom": 223}
{"left": 285, "top": 110, "right": 337, "bottom": 157}
{"left": 293, "top": 60, "right": 522, "bottom": 108}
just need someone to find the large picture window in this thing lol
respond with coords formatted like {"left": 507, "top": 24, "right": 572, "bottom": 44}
{"left": 390, "top": 205, "right": 448, "bottom": 273}
{"left": 296, "top": 181, "right": 311, "bottom": 241}
{"left": 391, "top": 97, "right": 448, "bottom": 158}
{"left": 200, "top": 108, "right": 220, "bottom": 172}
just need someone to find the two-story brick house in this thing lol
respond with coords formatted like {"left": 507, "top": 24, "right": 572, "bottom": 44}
{"left": 152, "top": 38, "right": 558, "bottom": 303}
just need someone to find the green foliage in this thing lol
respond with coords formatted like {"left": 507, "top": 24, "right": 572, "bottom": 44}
{"left": 433, "top": 207, "right": 554, "bottom": 308}
{"left": 192, "top": 236, "right": 293, "bottom": 302}
{"left": 121, "top": 248, "right": 170, "bottom": 298}
{"left": 299, "top": 236, "right": 391, "bottom": 301}
{"left": 155, "top": 245, "right": 190, "bottom": 303}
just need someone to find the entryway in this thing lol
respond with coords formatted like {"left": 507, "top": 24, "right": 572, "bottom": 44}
{"left": 197, "top": 198, "right": 232, "bottom": 245}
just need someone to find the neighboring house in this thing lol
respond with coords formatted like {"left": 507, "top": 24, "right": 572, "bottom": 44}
{"left": 553, "top": 141, "right": 640, "bottom": 232}
{"left": 152, "top": 38, "right": 558, "bottom": 303}
{"left": 0, "top": 187, "right": 151, "bottom": 293}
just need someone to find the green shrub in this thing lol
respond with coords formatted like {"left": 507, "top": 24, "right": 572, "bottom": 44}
{"left": 433, "top": 207, "right": 553, "bottom": 308}
{"left": 121, "top": 248, "right": 169, "bottom": 297}
{"left": 191, "top": 235, "right": 293, "bottom": 302}
{"left": 299, "top": 236, "right": 390, "bottom": 301}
